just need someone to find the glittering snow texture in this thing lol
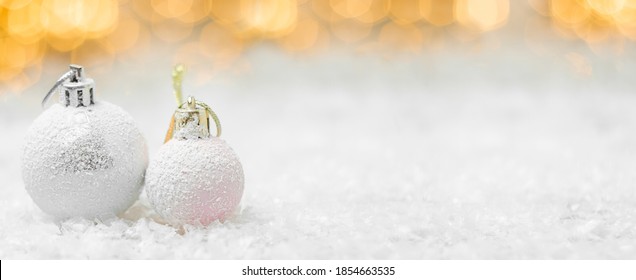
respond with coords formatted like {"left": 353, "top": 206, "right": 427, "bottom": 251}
{"left": 2, "top": 48, "right": 636, "bottom": 259}
{"left": 146, "top": 137, "right": 244, "bottom": 225}
{"left": 21, "top": 101, "right": 148, "bottom": 219}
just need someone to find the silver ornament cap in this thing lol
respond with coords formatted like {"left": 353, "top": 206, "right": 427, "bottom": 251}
{"left": 43, "top": 64, "right": 96, "bottom": 108}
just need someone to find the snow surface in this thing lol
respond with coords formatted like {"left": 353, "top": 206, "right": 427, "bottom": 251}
{"left": 1, "top": 46, "right": 636, "bottom": 259}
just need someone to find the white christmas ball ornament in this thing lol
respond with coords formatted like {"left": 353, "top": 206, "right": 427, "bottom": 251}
{"left": 145, "top": 96, "right": 244, "bottom": 225}
{"left": 22, "top": 65, "right": 148, "bottom": 219}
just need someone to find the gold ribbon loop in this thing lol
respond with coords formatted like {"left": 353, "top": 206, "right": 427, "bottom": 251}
{"left": 163, "top": 100, "right": 222, "bottom": 142}
{"left": 164, "top": 64, "right": 222, "bottom": 142}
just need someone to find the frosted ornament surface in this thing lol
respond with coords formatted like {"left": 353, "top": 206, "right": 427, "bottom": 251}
{"left": 145, "top": 137, "right": 244, "bottom": 226}
{"left": 22, "top": 101, "right": 148, "bottom": 219}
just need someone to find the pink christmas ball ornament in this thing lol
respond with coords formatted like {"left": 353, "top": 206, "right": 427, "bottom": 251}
{"left": 145, "top": 96, "right": 244, "bottom": 226}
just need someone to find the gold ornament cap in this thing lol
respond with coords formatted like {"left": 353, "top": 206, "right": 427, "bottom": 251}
{"left": 164, "top": 96, "right": 222, "bottom": 142}
{"left": 172, "top": 96, "right": 210, "bottom": 140}
{"left": 164, "top": 64, "right": 222, "bottom": 142}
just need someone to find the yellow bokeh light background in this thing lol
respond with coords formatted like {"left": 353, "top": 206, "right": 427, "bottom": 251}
{"left": 1, "top": 0, "right": 635, "bottom": 93}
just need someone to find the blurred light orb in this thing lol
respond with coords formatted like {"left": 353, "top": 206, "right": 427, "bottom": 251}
{"left": 6, "top": 1, "right": 45, "bottom": 44}
{"left": 176, "top": 0, "right": 211, "bottom": 24}
{"left": 210, "top": 0, "right": 244, "bottom": 25}
{"left": 353, "top": 0, "right": 388, "bottom": 23}
{"left": 587, "top": 0, "right": 626, "bottom": 15}
{"left": 421, "top": 0, "right": 455, "bottom": 27}
{"left": 389, "top": 0, "right": 424, "bottom": 24}
{"left": 311, "top": 0, "right": 340, "bottom": 23}
{"left": 456, "top": 0, "right": 509, "bottom": 31}
{"left": 1, "top": 0, "right": 33, "bottom": 10}
{"left": 241, "top": 0, "right": 298, "bottom": 37}
{"left": 330, "top": 0, "right": 373, "bottom": 18}
{"left": 551, "top": 0, "right": 592, "bottom": 26}
{"left": 151, "top": 0, "right": 192, "bottom": 18}
{"left": 547, "top": 0, "right": 636, "bottom": 44}
{"left": 5, "top": 0, "right": 636, "bottom": 92}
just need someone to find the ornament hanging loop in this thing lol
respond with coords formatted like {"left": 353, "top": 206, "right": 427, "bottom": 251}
{"left": 42, "top": 64, "right": 89, "bottom": 107}
{"left": 163, "top": 96, "right": 222, "bottom": 142}
{"left": 164, "top": 64, "right": 222, "bottom": 142}
{"left": 183, "top": 97, "right": 222, "bottom": 138}
{"left": 172, "top": 64, "right": 186, "bottom": 105}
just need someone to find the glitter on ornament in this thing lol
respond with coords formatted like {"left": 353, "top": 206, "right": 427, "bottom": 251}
{"left": 145, "top": 67, "right": 244, "bottom": 226}
{"left": 21, "top": 65, "right": 148, "bottom": 220}
{"left": 146, "top": 135, "right": 244, "bottom": 225}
